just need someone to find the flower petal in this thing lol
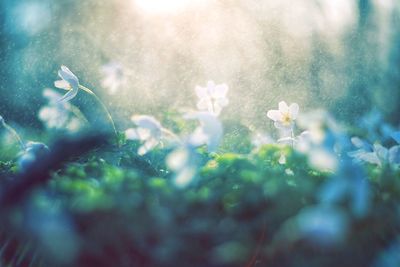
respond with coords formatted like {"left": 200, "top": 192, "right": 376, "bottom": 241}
{"left": 61, "top": 65, "right": 78, "bottom": 80}
{"left": 136, "top": 127, "right": 152, "bottom": 140}
{"left": 206, "top": 81, "right": 215, "bottom": 93}
{"left": 374, "top": 144, "right": 388, "bottom": 161}
{"left": 166, "top": 148, "right": 188, "bottom": 170}
{"left": 197, "top": 98, "right": 211, "bottom": 111}
{"left": 54, "top": 80, "right": 71, "bottom": 90}
{"left": 351, "top": 137, "right": 365, "bottom": 149}
{"left": 267, "top": 110, "right": 282, "bottom": 121}
{"left": 173, "top": 166, "right": 196, "bottom": 188}
{"left": 138, "top": 145, "right": 149, "bottom": 156}
{"left": 58, "top": 87, "right": 79, "bottom": 102}
{"left": 213, "top": 83, "right": 229, "bottom": 98}
{"left": 125, "top": 128, "right": 139, "bottom": 140}
{"left": 139, "top": 138, "right": 158, "bottom": 155}
{"left": 278, "top": 101, "right": 289, "bottom": 113}
{"left": 58, "top": 66, "right": 79, "bottom": 88}
{"left": 195, "top": 86, "right": 207, "bottom": 98}
{"left": 358, "top": 152, "right": 381, "bottom": 165}
{"left": 185, "top": 112, "right": 223, "bottom": 152}
{"left": 131, "top": 115, "right": 161, "bottom": 131}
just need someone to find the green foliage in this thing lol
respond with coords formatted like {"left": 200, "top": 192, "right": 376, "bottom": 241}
{"left": 0, "top": 143, "right": 399, "bottom": 266}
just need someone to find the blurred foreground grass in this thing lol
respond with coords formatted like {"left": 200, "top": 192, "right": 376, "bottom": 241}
{"left": 0, "top": 141, "right": 399, "bottom": 267}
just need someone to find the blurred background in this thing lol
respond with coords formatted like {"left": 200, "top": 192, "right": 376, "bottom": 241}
{"left": 0, "top": 0, "right": 399, "bottom": 131}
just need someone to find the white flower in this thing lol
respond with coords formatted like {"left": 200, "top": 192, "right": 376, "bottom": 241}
{"left": 184, "top": 112, "right": 223, "bottom": 152}
{"left": 100, "top": 61, "right": 126, "bottom": 95}
{"left": 125, "top": 115, "right": 164, "bottom": 155}
{"left": 195, "top": 81, "right": 229, "bottom": 116}
{"left": 54, "top": 65, "right": 80, "bottom": 102}
{"left": 267, "top": 101, "right": 299, "bottom": 129}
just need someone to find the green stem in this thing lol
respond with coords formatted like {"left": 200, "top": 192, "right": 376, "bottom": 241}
{"left": 1, "top": 119, "right": 25, "bottom": 150}
{"left": 79, "top": 85, "right": 118, "bottom": 139}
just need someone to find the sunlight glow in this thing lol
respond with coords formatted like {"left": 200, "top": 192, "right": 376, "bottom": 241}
{"left": 133, "top": 0, "right": 208, "bottom": 14}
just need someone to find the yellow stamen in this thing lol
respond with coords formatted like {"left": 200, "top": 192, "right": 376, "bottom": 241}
{"left": 282, "top": 112, "right": 292, "bottom": 125}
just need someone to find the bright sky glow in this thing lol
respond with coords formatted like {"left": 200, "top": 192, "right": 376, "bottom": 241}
{"left": 133, "top": 0, "right": 208, "bottom": 14}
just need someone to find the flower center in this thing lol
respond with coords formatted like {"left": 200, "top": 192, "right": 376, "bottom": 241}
{"left": 282, "top": 112, "right": 292, "bottom": 125}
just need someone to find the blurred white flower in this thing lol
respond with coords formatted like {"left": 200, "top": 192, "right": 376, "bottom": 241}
{"left": 38, "top": 89, "right": 83, "bottom": 132}
{"left": 125, "top": 115, "right": 164, "bottom": 155}
{"left": 295, "top": 111, "right": 344, "bottom": 171}
{"left": 309, "top": 148, "right": 338, "bottom": 171}
{"left": 297, "top": 111, "right": 339, "bottom": 144}
{"left": 195, "top": 81, "right": 229, "bottom": 116}
{"left": 295, "top": 131, "right": 338, "bottom": 171}
{"left": 167, "top": 143, "right": 199, "bottom": 188}
{"left": 39, "top": 106, "right": 67, "bottom": 129}
{"left": 295, "top": 131, "right": 312, "bottom": 152}
{"left": 100, "top": 61, "right": 126, "bottom": 95}
{"left": 166, "top": 112, "right": 222, "bottom": 188}
{"left": 185, "top": 112, "right": 223, "bottom": 152}
{"left": 348, "top": 137, "right": 400, "bottom": 168}
{"left": 267, "top": 101, "right": 299, "bottom": 130}
{"left": 54, "top": 65, "right": 80, "bottom": 102}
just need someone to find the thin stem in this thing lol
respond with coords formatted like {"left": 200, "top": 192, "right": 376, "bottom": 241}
{"left": 1, "top": 118, "right": 25, "bottom": 150}
{"left": 79, "top": 85, "right": 118, "bottom": 139}
{"left": 161, "top": 128, "right": 182, "bottom": 144}
{"left": 211, "top": 99, "right": 216, "bottom": 115}
{"left": 69, "top": 104, "right": 89, "bottom": 124}
{"left": 290, "top": 127, "right": 295, "bottom": 148}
